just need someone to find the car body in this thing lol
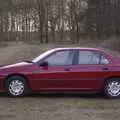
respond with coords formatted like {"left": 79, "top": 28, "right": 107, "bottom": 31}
{"left": 1, "top": 47, "right": 120, "bottom": 98}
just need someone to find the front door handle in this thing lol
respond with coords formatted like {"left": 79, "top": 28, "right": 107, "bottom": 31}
{"left": 64, "top": 68, "right": 71, "bottom": 71}
{"left": 102, "top": 67, "right": 108, "bottom": 71}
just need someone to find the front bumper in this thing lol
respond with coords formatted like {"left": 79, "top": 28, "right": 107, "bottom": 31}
{"left": 0, "top": 76, "right": 5, "bottom": 91}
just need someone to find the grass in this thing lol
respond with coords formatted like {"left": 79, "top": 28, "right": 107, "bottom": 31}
{"left": 0, "top": 38, "right": 120, "bottom": 65}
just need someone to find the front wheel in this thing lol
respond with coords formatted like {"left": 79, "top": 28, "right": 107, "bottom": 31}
{"left": 6, "top": 76, "right": 28, "bottom": 97}
{"left": 104, "top": 78, "right": 120, "bottom": 99}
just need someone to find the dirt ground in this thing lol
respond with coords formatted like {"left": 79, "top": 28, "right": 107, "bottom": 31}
{"left": 0, "top": 42, "right": 120, "bottom": 120}
{"left": 0, "top": 93, "right": 120, "bottom": 120}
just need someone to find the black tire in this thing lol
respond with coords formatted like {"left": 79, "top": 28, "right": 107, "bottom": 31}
{"left": 104, "top": 78, "right": 120, "bottom": 99}
{"left": 6, "top": 75, "right": 28, "bottom": 97}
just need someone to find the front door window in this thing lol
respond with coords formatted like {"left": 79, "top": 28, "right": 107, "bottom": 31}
{"left": 45, "top": 50, "right": 74, "bottom": 66}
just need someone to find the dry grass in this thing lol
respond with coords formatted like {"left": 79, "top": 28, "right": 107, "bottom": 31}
{"left": 0, "top": 38, "right": 119, "bottom": 65}
{"left": 0, "top": 94, "right": 120, "bottom": 120}
{"left": 0, "top": 41, "right": 97, "bottom": 65}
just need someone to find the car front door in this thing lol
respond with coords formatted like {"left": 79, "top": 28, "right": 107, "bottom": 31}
{"left": 31, "top": 49, "right": 77, "bottom": 91}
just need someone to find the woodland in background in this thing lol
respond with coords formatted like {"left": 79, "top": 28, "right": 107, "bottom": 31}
{"left": 0, "top": 0, "right": 120, "bottom": 43}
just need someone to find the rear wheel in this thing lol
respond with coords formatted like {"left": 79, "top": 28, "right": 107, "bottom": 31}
{"left": 6, "top": 76, "right": 28, "bottom": 97}
{"left": 104, "top": 78, "right": 120, "bottom": 99}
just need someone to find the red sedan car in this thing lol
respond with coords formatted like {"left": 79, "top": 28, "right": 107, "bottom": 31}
{"left": 0, "top": 47, "right": 120, "bottom": 98}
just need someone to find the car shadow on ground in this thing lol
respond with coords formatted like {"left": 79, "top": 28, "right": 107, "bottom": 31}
{"left": 0, "top": 92, "right": 105, "bottom": 99}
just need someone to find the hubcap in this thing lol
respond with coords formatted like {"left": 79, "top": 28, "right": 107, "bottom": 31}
{"left": 108, "top": 81, "right": 120, "bottom": 96}
{"left": 9, "top": 80, "right": 24, "bottom": 96}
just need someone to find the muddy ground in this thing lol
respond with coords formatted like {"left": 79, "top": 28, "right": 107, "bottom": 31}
{"left": 0, "top": 42, "right": 120, "bottom": 120}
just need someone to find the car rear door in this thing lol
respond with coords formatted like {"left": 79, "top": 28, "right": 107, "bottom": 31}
{"left": 68, "top": 50, "right": 111, "bottom": 91}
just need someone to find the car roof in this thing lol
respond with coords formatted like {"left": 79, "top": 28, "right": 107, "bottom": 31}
{"left": 50, "top": 47, "right": 116, "bottom": 57}
{"left": 52, "top": 47, "right": 120, "bottom": 58}
{"left": 51, "top": 47, "right": 103, "bottom": 51}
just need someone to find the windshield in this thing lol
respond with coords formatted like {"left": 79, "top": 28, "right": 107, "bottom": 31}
{"left": 32, "top": 49, "right": 55, "bottom": 63}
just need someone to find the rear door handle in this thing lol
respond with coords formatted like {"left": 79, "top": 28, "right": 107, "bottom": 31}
{"left": 64, "top": 68, "right": 71, "bottom": 71}
{"left": 102, "top": 67, "right": 108, "bottom": 71}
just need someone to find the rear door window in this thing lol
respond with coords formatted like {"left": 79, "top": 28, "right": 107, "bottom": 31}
{"left": 78, "top": 50, "right": 100, "bottom": 64}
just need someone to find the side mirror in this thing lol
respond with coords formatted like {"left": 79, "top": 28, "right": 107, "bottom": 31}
{"left": 39, "top": 61, "right": 48, "bottom": 67}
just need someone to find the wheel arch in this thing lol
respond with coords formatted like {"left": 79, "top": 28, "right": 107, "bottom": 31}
{"left": 103, "top": 76, "right": 120, "bottom": 98}
{"left": 104, "top": 76, "right": 120, "bottom": 83}
{"left": 102, "top": 76, "right": 120, "bottom": 91}
{"left": 4, "top": 73, "right": 31, "bottom": 90}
